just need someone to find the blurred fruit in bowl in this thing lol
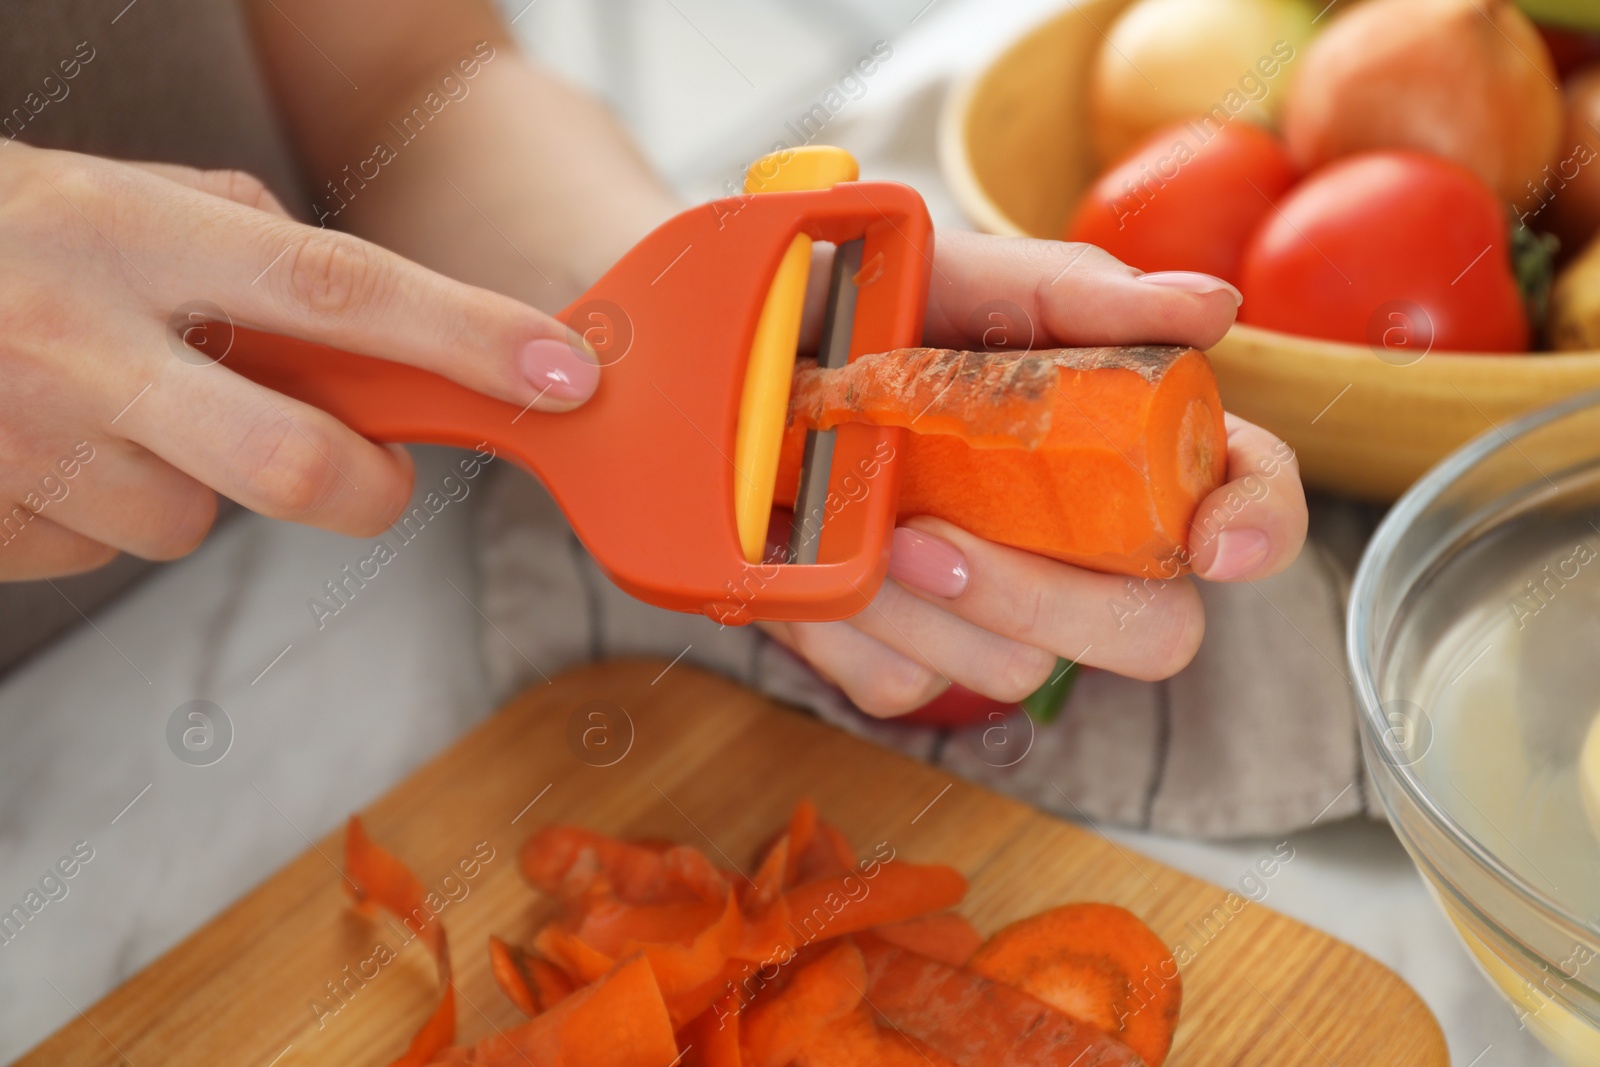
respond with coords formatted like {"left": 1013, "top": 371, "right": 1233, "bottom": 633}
{"left": 1284, "top": 0, "right": 1562, "bottom": 202}
{"left": 1539, "top": 66, "right": 1600, "bottom": 256}
{"left": 1239, "top": 151, "right": 1533, "bottom": 353}
{"left": 1551, "top": 232, "right": 1600, "bottom": 349}
{"left": 939, "top": 0, "right": 1600, "bottom": 501}
{"left": 1088, "top": 0, "right": 1317, "bottom": 165}
{"left": 1064, "top": 120, "right": 1297, "bottom": 285}
{"left": 1538, "top": 24, "right": 1600, "bottom": 77}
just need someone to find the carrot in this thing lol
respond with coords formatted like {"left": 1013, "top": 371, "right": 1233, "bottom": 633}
{"left": 739, "top": 940, "right": 867, "bottom": 1067}
{"left": 344, "top": 817, "right": 456, "bottom": 1067}
{"left": 675, "top": 957, "right": 758, "bottom": 1032}
{"left": 781, "top": 800, "right": 817, "bottom": 886}
{"left": 487, "top": 937, "right": 575, "bottom": 1017}
{"left": 638, "top": 890, "right": 747, "bottom": 1023}
{"left": 736, "top": 837, "right": 793, "bottom": 964}
{"left": 777, "top": 346, "right": 1228, "bottom": 577}
{"left": 968, "top": 903, "right": 1181, "bottom": 1067}
{"left": 520, "top": 827, "right": 705, "bottom": 907}
{"left": 784, "top": 861, "right": 966, "bottom": 945}
{"left": 795, "top": 1005, "right": 961, "bottom": 1067}
{"left": 446, "top": 953, "right": 680, "bottom": 1067}
{"left": 577, "top": 898, "right": 728, "bottom": 956}
{"left": 871, "top": 912, "right": 983, "bottom": 968}
{"left": 857, "top": 935, "right": 1144, "bottom": 1066}
{"left": 680, "top": 990, "right": 745, "bottom": 1067}
{"left": 535, "top": 923, "right": 615, "bottom": 984}
{"left": 789, "top": 821, "right": 856, "bottom": 886}
{"left": 488, "top": 936, "right": 539, "bottom": 1016}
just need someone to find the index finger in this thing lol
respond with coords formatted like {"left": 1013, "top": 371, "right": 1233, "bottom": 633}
{"left": 126, "top": 164, "right": 598, "bottom": 412}
{"left": 921, "top": 229, "right": 1242, "bottom": 352}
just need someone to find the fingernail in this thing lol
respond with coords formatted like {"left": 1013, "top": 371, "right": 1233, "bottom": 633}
{"left": 519, "top": 337, "right": 599, "bottom": 403}
{"left": 1137, "top": 271, "right": 1244, "bottom": 307}
{"left": 889, "top": 527, "right": 969, "bottom": 598}
{"left": 1200, "top": 528, "right": 1270, "bottom": 581}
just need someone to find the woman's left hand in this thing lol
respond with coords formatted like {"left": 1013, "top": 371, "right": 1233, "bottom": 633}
{"left": 760, "top": 229, "right": 1309, "bottom": 717}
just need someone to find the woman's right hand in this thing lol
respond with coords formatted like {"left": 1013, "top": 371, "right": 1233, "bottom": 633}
{"left": 0, "top": 143, "right": 599, "bottom": 580}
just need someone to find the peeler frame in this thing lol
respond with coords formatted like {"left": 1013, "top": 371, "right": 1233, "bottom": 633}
{"left": 221, "top": 180, "right": 933, "bottom": 625}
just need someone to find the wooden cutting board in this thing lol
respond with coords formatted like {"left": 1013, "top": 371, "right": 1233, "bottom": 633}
{"left": 20, "top": 660, "right": 1447, "bottom": 1066}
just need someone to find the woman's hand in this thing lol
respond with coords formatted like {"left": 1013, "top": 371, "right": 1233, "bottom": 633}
{"left": 0, "top": 143, "right": 598, "bottom": 580}
{"left": 763, "top": 229, "right": 1309, "bottom": 716}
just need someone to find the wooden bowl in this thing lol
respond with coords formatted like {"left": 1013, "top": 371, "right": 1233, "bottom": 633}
{"left": 938, "top": 0, "right": 1600, "bottom": 501}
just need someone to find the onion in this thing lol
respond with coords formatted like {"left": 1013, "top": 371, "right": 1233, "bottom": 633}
{"left": 1283, "top": 0, "right": 1562, "bottom": 203}
{"left": 1087, "top": 0, "right": 1318, "bottom": 167}
{"left": 1537, "top": 65, "right": 1600, "bottom": 257}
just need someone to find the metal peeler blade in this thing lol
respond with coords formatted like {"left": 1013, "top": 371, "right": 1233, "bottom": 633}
{"left": 788, "top": 239, "right": 864, "bottom": 564}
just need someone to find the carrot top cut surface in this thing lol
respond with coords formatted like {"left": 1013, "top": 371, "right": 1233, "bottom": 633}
{"left": 970, "top": 903, "right": 1181, "bottom": 1067}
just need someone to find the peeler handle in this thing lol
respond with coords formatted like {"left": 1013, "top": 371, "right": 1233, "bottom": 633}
{"left": 217, "top": 325, "right": 533, "bottom": 460}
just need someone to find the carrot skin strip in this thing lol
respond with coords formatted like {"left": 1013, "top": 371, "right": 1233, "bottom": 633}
{"left": 344, "top": 817, "right": 456, "bottom": 1067}
{"left": 782, "top": 800, "right": 818, "bottom": 887}
{"left": 680, "top": 990, "right": 746, "bottom": 1067}
{"left": 794, "top": 1005, "right": 960, "bottom": 1067}
{"left": 871, "top": 912, "right": 983, "bottom": 968}
{"left": 783, "top": 862, "right": 966, "bottom": 944}
{"left": 450, "top": 953, "right": 680, "bottom": 1067}
{"left": 534, "top": 923, "right": 615, "bottom": 984}
{"left": 858, "top": 935, "right": 1145, "bottom": 1066}
{"left": 739, "top": 940, "right": 866, "bottom": 1067}
{"left": 488, "top": 936, "right": 541, "bottom": 1017}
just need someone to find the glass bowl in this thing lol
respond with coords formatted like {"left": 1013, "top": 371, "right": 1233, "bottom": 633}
{"left": 1350, "top": 389, "right": 1600, "bottom": 1064}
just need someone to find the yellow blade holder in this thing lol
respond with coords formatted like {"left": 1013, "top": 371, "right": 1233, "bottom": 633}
{"left": 733, "top": 146, "right": 860, "bottom": 563}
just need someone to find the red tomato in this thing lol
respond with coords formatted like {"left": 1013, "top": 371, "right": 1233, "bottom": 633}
{"left": 1064, "top": 119, "right": 1298, "bottom": 285}
{"left": 1238, "top": 151, "right": 1530, "bottom": 354}
{"left": 895, "top": 683, "right": 1019, "bottom": 729}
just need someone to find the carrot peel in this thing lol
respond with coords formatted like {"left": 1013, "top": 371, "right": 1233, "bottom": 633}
{"left": 344, "top": 816, "right": 456, "bottom": 1067}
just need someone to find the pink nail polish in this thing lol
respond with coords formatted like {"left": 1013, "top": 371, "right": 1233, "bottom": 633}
{"left": 1201, "top": 528, "right": 1270, "bottom": 581}
{"left": 1137, "top": 271, "right": 1244, "bottom": 307}
{"left": 889, "top": 527, "right": 969, "bottom": 598}
{"left": 519, "top": 337, "right": 599, "bottom": 403}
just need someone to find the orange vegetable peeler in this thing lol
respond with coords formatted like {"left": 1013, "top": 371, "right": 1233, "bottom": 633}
{"left": 220, "top": 147, "right": 933, "bottom": 625}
